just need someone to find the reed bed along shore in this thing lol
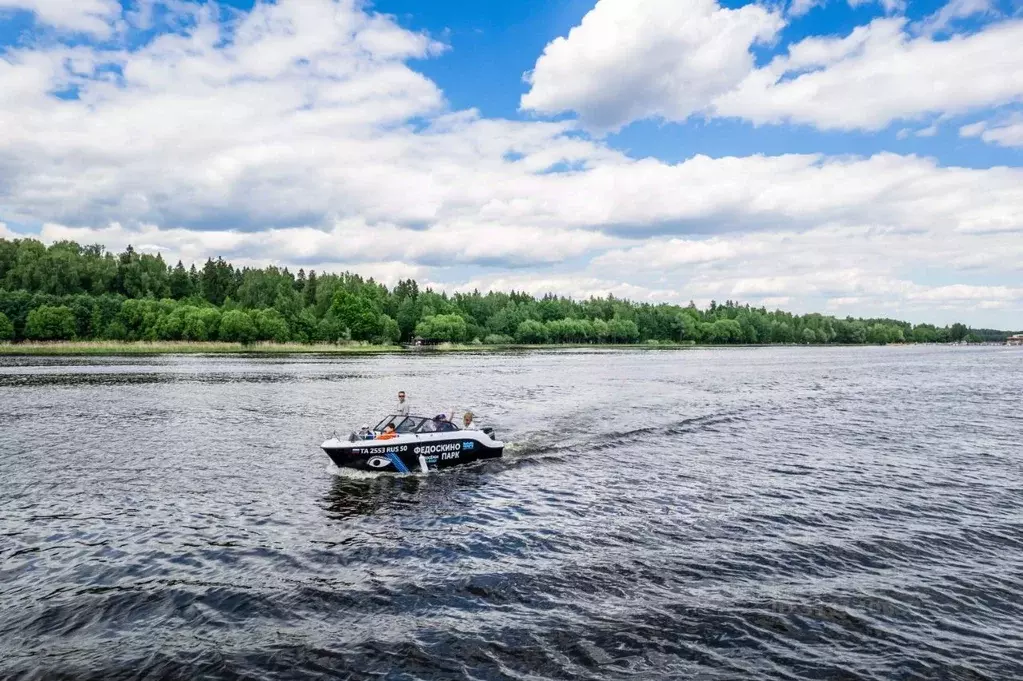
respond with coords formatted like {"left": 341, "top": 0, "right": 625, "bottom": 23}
{"left": 0, "top": 341, "right": 404, "bottom": 355}
{"left": 0, "top": 341, "right": 955, "bottom": 357}
{"left": 0, "top": 340, "right": 704, "bottom": 356}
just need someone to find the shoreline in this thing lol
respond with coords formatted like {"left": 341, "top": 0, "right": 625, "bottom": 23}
{"left": 0, "top": 341, "right": 684, "bottom": 356}
{"left": 0, "top": 341, "right": 404, "bottom": 356}
{"left": 0, "top": 340, "right": 1001, "bottom": 356}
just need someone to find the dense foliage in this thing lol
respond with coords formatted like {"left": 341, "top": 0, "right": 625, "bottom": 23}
{"left": 0, "top": 238, "right": 1007, "bottom": 346}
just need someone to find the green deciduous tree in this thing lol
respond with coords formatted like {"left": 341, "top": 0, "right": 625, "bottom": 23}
{"left": 378, "top": 314, "right": 401, "bottom": 344}
{"left": 25, "top": 305, "right": 77, "bottom": 340}
{"left": 607, "top": 316, "right": 640, "bottom": 343}
{"left": 316, "top": 314, "right": 347, "bottom": 343}
{"left": 180, "top": 307, "right": 219, "bottom": 341}
{"left": 416, "top": 314, "right": 469, "bottom": 342}
{"left": 219, "top": 310, "right": 257, "bottom": 344}
{"left": 706, "top": 319, "right": 742, "bottom": 344}
{"left": 0, "top": 311, "right": 13, "bottom": 341}
{"left": 253, "top": 309, "right": 290, "bottom": 343}
{"left": 330, "top": 290, "right": 380, "bottom": 341}
{"left": 515, "top": 319, "right": 547, "bottom": 344}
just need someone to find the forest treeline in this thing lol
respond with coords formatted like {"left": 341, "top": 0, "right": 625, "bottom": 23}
{"left": 0, "top": 238, "right": 1007, "bottom": 346}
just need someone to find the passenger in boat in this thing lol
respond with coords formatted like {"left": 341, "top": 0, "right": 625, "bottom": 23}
{"left": 462, "top": 411, "right": 479, "bottom": 430}
{"left": 376, "top": 423, "right": 398, "bottom": 440}
{"left": 420, "top": 414, "right": 441, "bottom": 432}
{"left": 421, "top": 414, "right": 457, "bottom": 433}
{"left": 357, "top": 423, "right": 374, "bottom": 440}
{"left": 395, "top": 391, "right": 410, "bottom": 416}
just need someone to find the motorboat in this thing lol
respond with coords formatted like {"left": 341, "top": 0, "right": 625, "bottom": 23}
{"left": 321, "top": 414, "right": 504, "bottom": 473}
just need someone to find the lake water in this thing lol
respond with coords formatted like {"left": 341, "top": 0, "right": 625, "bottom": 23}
{"left": 1, "top": 346, "right": 1021, "bottom": 680}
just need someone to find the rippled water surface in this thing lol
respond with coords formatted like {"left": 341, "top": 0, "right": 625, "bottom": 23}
{"left": 2, "top": 346, "right": 1022, "bottom": 680}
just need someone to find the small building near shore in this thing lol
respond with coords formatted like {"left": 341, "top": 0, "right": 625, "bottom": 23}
{"left": 1008, "top": 334, "right": 1023, "bottom": 346}
{"left": 403, "top": 336, "right": 445, "bottom": 348}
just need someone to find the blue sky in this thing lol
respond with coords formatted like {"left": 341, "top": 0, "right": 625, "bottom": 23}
{"left": 0, "top": 0, "right": 1021, "bottom": 327}
{"left": 375, "top": 0, "right": 1022, "bottom": 168}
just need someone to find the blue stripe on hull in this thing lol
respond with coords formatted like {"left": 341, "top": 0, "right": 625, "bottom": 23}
{"left": 385, "top": 451, "right": 411, "bottom": 473}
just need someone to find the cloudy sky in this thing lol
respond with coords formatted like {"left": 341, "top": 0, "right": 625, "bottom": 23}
{"left": 0, "top": 0, "right": 1021, "bottom": 327}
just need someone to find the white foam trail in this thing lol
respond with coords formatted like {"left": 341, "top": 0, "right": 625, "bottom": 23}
{"left": 328, "top": 465, "right": 382, "bottom": 479}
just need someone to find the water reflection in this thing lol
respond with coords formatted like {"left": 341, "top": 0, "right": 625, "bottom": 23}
{"left": 323, "top": 474, "right": 426, "bottom": 519}
{"left": 322, "top": 462, "right": 501, "bottom": 521}
{"left": 0, "top": 372, "right": 167, "bottom": 387}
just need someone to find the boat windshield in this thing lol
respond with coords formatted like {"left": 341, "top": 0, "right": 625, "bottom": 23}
{"left": 373, "top": 415, "right": 403, "bottom": 431}
{"left": 417, "top": 418, "right": 460, "bottom": 433}
{"left": 370, "top": 414, "right": 454, "bottom": 434}
{"left": 395, "top": 416, "right": 425, "bottom": 433}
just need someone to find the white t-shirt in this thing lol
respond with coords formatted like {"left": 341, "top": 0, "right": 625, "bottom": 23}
{"left": 395, "top": 399, "right": 410, "bottom": 416}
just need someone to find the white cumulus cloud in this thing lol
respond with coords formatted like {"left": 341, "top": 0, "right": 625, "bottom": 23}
{"left": 717, "top": 18, "right": 1023, "bottom": 130}
{"left": 523, "top": 0, "right": 1023, "bottom": 134}
{"left": 520, "top": 0, "right": 784, "bottom": 133}
{"left": 914, "top": 0, "right": 995, "bottom": 36}
{"left": 0, "top": 0, "right": 120, "bottom": 36}
{"left": 959, "top": 114, "right": 1023, "bottom": 148}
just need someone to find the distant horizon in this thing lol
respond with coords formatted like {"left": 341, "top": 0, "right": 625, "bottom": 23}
{"left": 1, "top": 0, "right": 1021, "bottom": 328}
